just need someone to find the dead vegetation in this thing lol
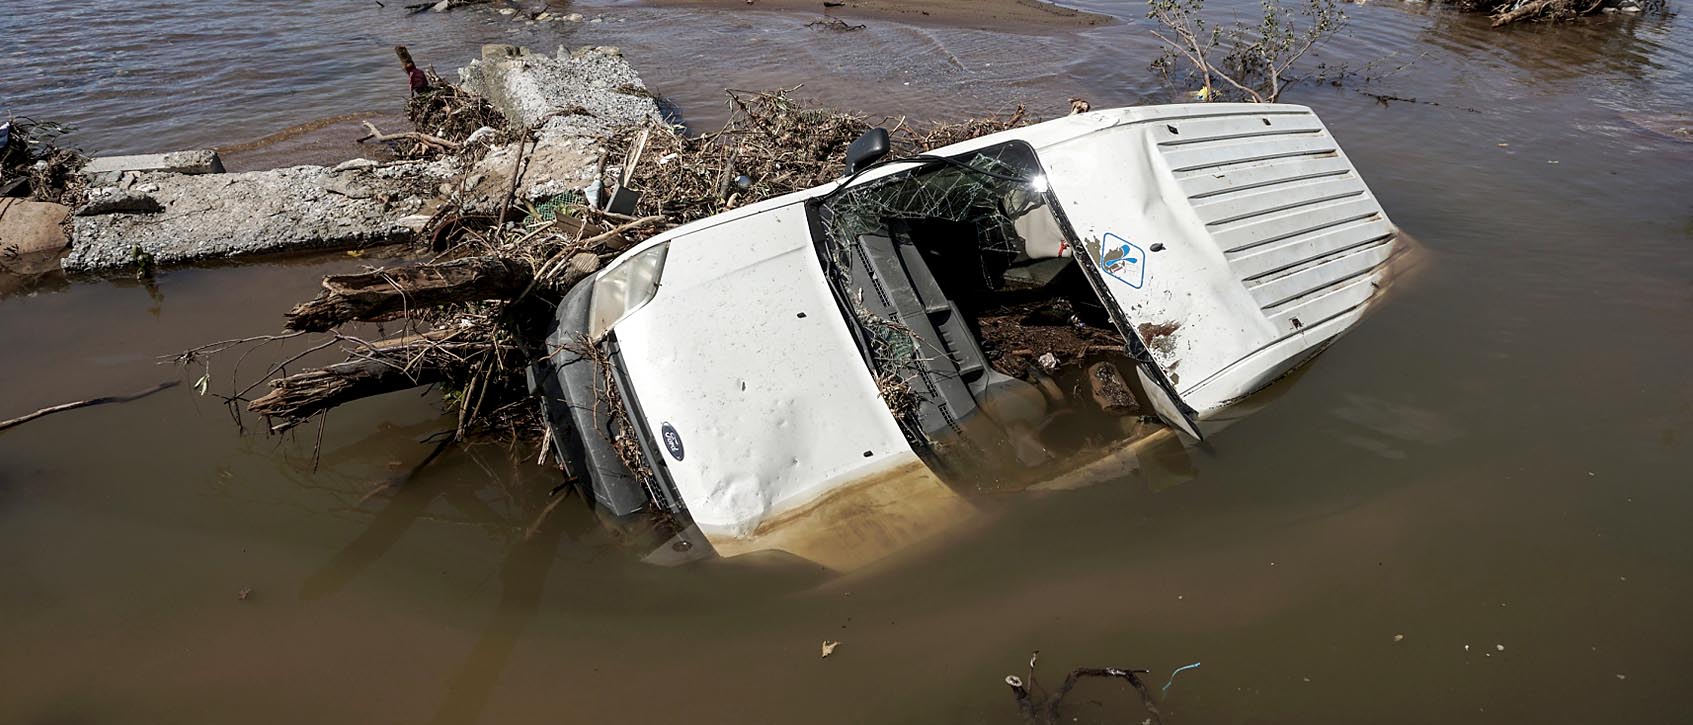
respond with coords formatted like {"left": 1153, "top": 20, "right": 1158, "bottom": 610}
{"left": 182, "top": 82, "right": 1041, "bottom": 456}
{"left": 355, "top": 70, "right": 514, "bottom": 159}
{"left": 0, "top": 116, "right": 88, "bottom": 206}
{"left": 1145, "top": 0, "right": 1655, "bottom": 105}
{"left": 605, "top": 87, "right": 1029, "bottom": 226}
{"left": 1446, "top": 0, "right": 1666, "bottom": 25}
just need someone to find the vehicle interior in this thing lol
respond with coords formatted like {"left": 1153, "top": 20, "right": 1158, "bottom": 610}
{"left": 813, "top": 141, "right": 1161, "bottom": 488}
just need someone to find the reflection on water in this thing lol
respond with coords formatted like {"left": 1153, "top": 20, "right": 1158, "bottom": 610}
{"left": 3, "top": 0, "right": 1693, "bottom": 723}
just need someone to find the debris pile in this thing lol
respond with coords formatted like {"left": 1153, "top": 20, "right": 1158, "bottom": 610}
{"left": 2, "top": 118, "right": 86, "bottom": 288}
{"left": 0, "top": 117, "right": 87, "bottom": 206}
{"left": 1444, "top": 0, "right": 1664, "bottom": 25}
{"left": 363, "top": 70, "right": 513, "bottom": 160}
{"left": 193, "top": 54, "right": 1040, "bottom": 453}
{"left": 605, "top": 89, "right": 1027, "bottom": 227}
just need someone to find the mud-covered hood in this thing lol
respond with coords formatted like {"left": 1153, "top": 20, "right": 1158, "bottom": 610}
{"left": 607, "top": 202, "right": 916, "bottom": 538}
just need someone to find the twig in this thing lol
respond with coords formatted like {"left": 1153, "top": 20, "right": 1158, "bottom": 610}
{"left": 523, "top": 484, "right": 574, "bottom": 540}
{"left": 497, "top": 133, "right": 532, "bottom": 226}
{"left": 0, "top": 381, "right": 180, "bottom": 433}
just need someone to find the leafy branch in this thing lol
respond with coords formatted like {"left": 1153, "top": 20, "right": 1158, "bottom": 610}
{"left": 1148, "top": 0, "right": 1346, "bottom": 103}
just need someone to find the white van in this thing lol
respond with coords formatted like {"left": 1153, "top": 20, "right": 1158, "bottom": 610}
{"left": 534, "top": 104, "right": 1405, "bottom": 569}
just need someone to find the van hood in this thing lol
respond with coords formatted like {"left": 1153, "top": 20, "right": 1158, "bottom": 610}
{"left": 606, "top": 202, "right": 918, "bottom": 538}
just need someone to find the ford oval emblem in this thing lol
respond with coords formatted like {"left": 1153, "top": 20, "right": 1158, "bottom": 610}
{"left": 660, "top": 422, "right": 684, "bottom": 461}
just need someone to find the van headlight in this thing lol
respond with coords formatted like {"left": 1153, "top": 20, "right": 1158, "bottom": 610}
{"left": 588, "top": 242, "right": 670, "bottom": 340}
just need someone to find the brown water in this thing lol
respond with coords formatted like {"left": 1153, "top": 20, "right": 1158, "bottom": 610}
{"left": 4, "top": 1, "right": 1693, "bottom": 723}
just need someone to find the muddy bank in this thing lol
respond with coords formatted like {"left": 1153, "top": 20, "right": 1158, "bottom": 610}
{"left": 638, "top": 0, "right": 1112, "bottom": 29}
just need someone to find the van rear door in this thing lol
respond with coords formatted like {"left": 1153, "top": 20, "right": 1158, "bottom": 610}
{"left": 1039, "top": 104, "right": 1403, "bottom": 435}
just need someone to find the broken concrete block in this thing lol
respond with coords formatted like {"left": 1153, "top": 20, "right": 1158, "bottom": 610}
{"left": 78, "top": 187, "right": 164, "bottom": 216}
{"left": 82, "top": 149, "right": 225, "bottom": 180}
{"left": 0, "top": 199, "right": 72, "bottom": 255}
{"left": 457, "top": 44, "right": 661, "bottom": 139}
{"left": 64, "top": 163, "right": 452, "bottom": 274}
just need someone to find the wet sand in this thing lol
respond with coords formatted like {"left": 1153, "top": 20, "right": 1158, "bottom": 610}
{"left": 638, "top": 0, "right": 1113, "bottom": 29}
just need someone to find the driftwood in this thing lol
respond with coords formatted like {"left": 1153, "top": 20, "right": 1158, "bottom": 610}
{"left": 0, "top": 381, "right": 179, "bottom": 433}
{"left": 255, "top": 249, "right": 600, "bottom": 429}
{"left": 285, "top": 256, "right": 538, "bottom": 332}
{"left": 358, "top": 121, "right": 460, "bottom": 151}
{"left": 248, "top": 349, "right": 459, "bottom": 429}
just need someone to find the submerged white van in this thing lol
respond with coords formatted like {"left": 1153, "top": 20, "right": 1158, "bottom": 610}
{"left": 534, "top": 104, "right": 1405, "bottom": 569}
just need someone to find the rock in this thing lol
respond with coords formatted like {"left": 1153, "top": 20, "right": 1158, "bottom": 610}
{"left": 562, "top": 12, "right": 584, "bottom": 21}
{"left": 1087, "top": 361, "right": 1140, "bottom": 415}
{"left": 64, "top": 163, "right": 451, "bottom": 274}
{"left": 82, "top": 149, "right": 225, "bottom": 182}
{"left": 0, "top": 199, "right": 72, "bottom": 255}
{"left": 396, "top": 212, "right": 438, "bottom": 233}
{"left": 78, "top": 187, "right": 164, "bottom": 216}
{"left": 332, "top": 158, "right": 382, "bottom": 173}
{"left": 463, "top": 126, "right": 497, "bottom": 146}
{"left": 431, "top": 0, "right": 451, "bottom": 11}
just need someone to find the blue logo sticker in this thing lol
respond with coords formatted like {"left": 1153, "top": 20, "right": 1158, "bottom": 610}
{"left": 1100, "top": 232, "right": 1146, "bottom": 289}
{"left": 660, "top": 422, "right": 684, "bottom": 461}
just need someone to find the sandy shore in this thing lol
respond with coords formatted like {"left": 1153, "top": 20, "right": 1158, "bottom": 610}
{"left": 639, "top": 0, "right": 1113, "bottom": 29}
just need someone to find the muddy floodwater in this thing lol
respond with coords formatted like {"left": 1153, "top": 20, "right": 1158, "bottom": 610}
{"left": 3, "top": 0, "right": 1692, "bottom": 722}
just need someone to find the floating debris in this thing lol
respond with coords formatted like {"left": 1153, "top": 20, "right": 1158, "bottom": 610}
{"left": 1161, "top": 662, "right": 1202, "bottom": 696}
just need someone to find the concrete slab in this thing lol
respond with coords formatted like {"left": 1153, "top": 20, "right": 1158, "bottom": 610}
{"left": 82, "top": 149, "right": 226, "bottom": 179}
{"left": 64, "top": 161, "right": 453, "bottom": 274}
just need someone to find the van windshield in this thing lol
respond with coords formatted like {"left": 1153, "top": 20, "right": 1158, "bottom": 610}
{"left": 812, "top": 141, "right": 1157, "bottom": 488}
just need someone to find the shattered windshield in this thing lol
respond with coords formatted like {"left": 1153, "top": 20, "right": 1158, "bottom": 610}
{"left": 813, "top": 141, "right": 1156, "bottom": 489}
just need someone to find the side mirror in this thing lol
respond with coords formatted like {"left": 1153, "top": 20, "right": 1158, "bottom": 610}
{"left": 844, "top": 127, "right": 890, "bottom": 175}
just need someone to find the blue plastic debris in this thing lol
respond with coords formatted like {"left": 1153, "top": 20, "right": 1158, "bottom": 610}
{"left": 1161, "top": 661, "right": 1202, "bottom": 696}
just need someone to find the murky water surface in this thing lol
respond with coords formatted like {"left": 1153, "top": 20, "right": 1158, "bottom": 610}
{"left": 3, "top": 1, "right": 1692, "bottom": 722}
